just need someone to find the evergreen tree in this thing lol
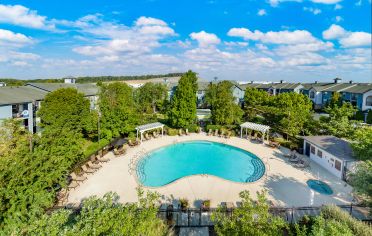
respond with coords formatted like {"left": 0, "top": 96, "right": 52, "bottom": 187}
{"left": 168, "top": 70, "right": 198, "bottom": 128}
{"left": 135, "top": 82, "right": 168, "bottom": 114}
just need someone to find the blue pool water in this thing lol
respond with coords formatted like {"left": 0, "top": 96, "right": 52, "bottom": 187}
{"left": 307, "top": 180, "right": 333, "bottom": 195}
{"left": 136, "top": 141, "right": 265, "bottom": 187}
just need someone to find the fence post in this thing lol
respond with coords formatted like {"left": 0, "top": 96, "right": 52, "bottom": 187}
{"left": 291, "top": 207, "right": 294, "bottom": 224}
{"left": 350, "top": 203, "right": 352, "bottom": 215}
{"left": 199, "top": 208, "right": 202, "bottom": 226}
{"left": 188, "top": 209, "right": 190, "bottom": 227}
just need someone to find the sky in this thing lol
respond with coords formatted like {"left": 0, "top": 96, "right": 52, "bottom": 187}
{"left": 0, "top": 0, "right": 371, "bottom": 82}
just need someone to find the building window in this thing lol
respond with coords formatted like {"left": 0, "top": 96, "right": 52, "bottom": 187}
{"left": 335, "top": 160, "right": 341, "bottom": 171}
{"left": 309, "top": 91, "right": 315, "bottom": 99}
{"left": 317, "top": 150, "right": 322, "bottom": 158}
{"left": 311, "top": 146, "right": 315, "bottom": 154}
{"left": 366, "top": 96, "right": 372, "bottom": 106}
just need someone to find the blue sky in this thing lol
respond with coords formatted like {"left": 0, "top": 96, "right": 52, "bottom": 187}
{"left": 0, "top": 0, "right": 371, "bottom": 82}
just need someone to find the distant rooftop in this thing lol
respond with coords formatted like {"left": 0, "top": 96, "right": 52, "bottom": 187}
{"left": 0, "top": 86, "right": 47, "bottom": 105}
{"left": 27, "top": 83, "right": 99, "bottom": 96}
{"left": 302, "top": 136, "right": 355, "bottom": 162}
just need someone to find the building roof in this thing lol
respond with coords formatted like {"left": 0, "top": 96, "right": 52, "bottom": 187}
{"left": 302, "top": 136, "right": 355, "bottom": 161}
{"left": 27, "top": 83, "right": 99, "bottom": 96}
{"left": 0, "top": 86, "right": 47, "bottom": 105}
{"left": 341, "top": 84, "right": 372, "bottom": 94}
{"left": 274, "top": 83, "right": 303, "bottom": 90}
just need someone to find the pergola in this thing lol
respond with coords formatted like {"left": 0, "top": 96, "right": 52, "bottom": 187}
{"left": 240, "top": 122, "right": 270, "bottom": 142}
{"left": 135, "top": 122, "right": 164, "bottom": 142}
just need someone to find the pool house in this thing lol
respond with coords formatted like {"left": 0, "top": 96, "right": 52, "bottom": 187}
{"left": 302, "top": 136, "right": 357, "bottom": 180}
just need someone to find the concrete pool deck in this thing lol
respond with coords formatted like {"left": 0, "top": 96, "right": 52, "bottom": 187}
{"left": 67, "top": 133, "right": 354, "bottom": 208}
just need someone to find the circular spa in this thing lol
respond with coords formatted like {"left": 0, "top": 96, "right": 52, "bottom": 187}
{"left": 307, "top": 180, "right": 333, "bottom": 195}
{"left": 136, "top": 141, "right": 265, "bottom": 187}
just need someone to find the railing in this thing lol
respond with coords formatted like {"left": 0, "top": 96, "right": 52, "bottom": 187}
{"left": 156, "top": 204, "right": 371, "bottom": 227}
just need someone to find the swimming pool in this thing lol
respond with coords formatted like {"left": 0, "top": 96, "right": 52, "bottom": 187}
{"left": 307, "top": 180, "right": 333, "bottom": 195}
{"left": 136, "top": 141, "right": 265, "bottom": 187}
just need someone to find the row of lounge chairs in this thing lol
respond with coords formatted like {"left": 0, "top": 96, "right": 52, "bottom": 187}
{"left": 207, "top": 129, "right": 232, "bottom": 138}
{"left": 178, "top": 129, "right": 190, "bottom": 136}
{"left": 67, "top": 156, "right": 110, "bottom": 190}
{"left": 113, "top": 144, "right": 129, "bottom": 156}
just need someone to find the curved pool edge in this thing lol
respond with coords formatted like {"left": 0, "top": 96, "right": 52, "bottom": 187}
{"left": 134, "top": 139, "right": 268, "bottom": 189}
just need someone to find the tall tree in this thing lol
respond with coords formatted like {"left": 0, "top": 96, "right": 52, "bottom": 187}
{"left": 99, "top": 82, "right": 139, "bottom": 139}
{"left": 135, "top": 82, "right": 168, "bottom": 113}
{"left": 243, "top": 87, "right": 271, "bottom": 120}
{"left": 349, "top": 161, "right": 372, "bottom": 210}
{"left": 167, "top": 70, "right": 198, "bottom": 128}
{"left": 206, "top": 81, "right": 243, "bottom": 125}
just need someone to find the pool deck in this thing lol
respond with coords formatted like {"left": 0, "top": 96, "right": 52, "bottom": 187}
{"left": 67, "top": 133, "right": 354, "bottom": 208}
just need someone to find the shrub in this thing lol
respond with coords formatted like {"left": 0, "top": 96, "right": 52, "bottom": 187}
{"left": 355, "top": 111, "right": 365, "bottom": 121}
{"left": 367, "top": 110, "right": 372, "bottom": 124}
{"left": 180, "top": 198, "right": 189, "bottom": 210}
{"left": 166, "top": 128, "right": 178, "bottom": 136}
{"left": 186, "top": 124, "right": 199, "bottom": 133}
{"left": 320, "top": 205, "right": 372, "bottom": 236}
{"left": 206, "top": 124, "right": 221, "bottom": 131}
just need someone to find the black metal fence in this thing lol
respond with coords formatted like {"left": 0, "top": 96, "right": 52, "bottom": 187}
{"left": 157, "top": 204, "right": 371, "bottom": 227}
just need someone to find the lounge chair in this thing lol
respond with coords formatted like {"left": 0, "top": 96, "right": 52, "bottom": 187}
{"left": 219, "top": 130, "right": 225, "bottom": 138}
{"left": 56, "top": 188, "right": 69, "bottom": 205}
{"left": 70, "top": 172, "right": 87, "bottom": 182}
{"left": 67, "top": 181, "right": 79, "bottom": 190}
{"left": 289, "top": 156, "right": 301, "bottom": 163}
{"left": 153, "top": 131, "right": 159, "bottom": 138}
{"left": 268, "top": 140, "right": 280, "bottom": 149}
{"left": 82, "top": 165, "right": 96, "bottom": 174}
{"left": 293, "top": 160, "right": 309, "bottom": 168}
{"left": 225, "top": 131, "right": 231, "bottom": 139}
{"left": 128, "top": 139, "right": 135, "bottom": 147}
{"left": 207, "top": 129, "right": 212, "bottom": 136}
{"left": 96, "top": 155, "right": 110, "bottom": 162}
{"left": 252, "top": 133, "right": 258, "bottom": 141}
{"left": 144, "top": 133, "right": 151, "bottom": 140}
{"left": 214, "top": 129, "right": 219, "bottom": 136}
{"left": 87, "top": 161, "right": 101, "bottom": 169}
{"left": 185, "top": 129, "right": 189, "bottom": 135}
{"left": 178, "top": 129, "right": 184, "bottom": 136}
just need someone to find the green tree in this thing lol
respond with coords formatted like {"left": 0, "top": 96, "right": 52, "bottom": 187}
{"left": 168, "top": 70, "right": 198, "bottom": 128}
{"left": 349, "top": 161, "right": 372, "bottom": 208}
{"left": 323, "top": 102, "right": 357, "bottom": 138}
{"left": 329, "top": 92, "right": 342, "bottom": 108}
{"left": 351, "top": 127, "right": 372, "bottom": 161}
{"left": 21, "top": 191, "right": 169, "bottom": 236}
{"left": 206, "top": 81, "right": 243, "bottom": 125}
{"left": 38, "top": 88, "right": 95, "bottom": 136}
{"left": 99, "top": 82, "right": 139, "bottom": 140}
{"left": 212, "top": 190, "right": 287, "bottom": 236}
{"left": 270, "top": 93, "right": 313, "bottom": 138}
{"left": 135, "top": 82, "right": 168, "bottom": 113}
{"left": 243, "top": 87, "right": 270, "bottom": 120}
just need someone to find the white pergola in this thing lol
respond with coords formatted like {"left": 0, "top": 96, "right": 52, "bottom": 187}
{"left": 135, "top": 122, "right": 164, "bottom": 142}
{"left": 240, "top": 122, "right": 270, "bottom": 142}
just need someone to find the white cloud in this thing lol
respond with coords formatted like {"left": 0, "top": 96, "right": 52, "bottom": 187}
{"left": 303, "top": 7, "right": 322, "bottom": 15}
{"left": 335, "top": 16, "right": 343, "bottom": 22}
{"left": 334, "top": 4, "right": 343, "bottom": 9}
{"left": 323, "top": 24, "right": 372, "bottom": 47}
{"left": 311, "top": 0, "right": 342, "bottom": 4}
{"left": 135, "top": 16, "right": 167, "bottom": 26}
{"left": 268, "top": 0, "right": 341, "bottom": 7}
{"left": 190, "top": 31, "right": 221, "bottom": 47}
{"left": 0, "top": 29, "right": 33, "bottom": 46}
{"left": 340, "top": 32, "right": 371, "bottom": 47}
{"left": 322, "top": 24, "right": 347, "bottom": 40}
{"left": 228, "top": 28, "right": 318, "bottom": 44}
{"left": 257, "top": 9, "right": 267, "bottom": 16}
{"left": 0, "top": 4, "right": 54, "bottom": 30}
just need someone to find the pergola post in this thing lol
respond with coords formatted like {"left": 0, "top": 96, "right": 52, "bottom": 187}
{"left": 240, "top": 126, "right": 243, "bottom": 138}
{"left": 162, "top": 126, "right": 164, "bottom": 137}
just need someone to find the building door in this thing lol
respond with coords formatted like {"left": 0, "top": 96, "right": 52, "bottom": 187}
{"left": 305, "top": 142, "right": 311, "bottom": 156}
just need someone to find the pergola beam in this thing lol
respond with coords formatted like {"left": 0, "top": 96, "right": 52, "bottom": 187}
{"left": 240, "top": 122, "right": 270, "bottom": 142}
{"left": 135, "top": 122, "right": 164, "bottom": 142}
